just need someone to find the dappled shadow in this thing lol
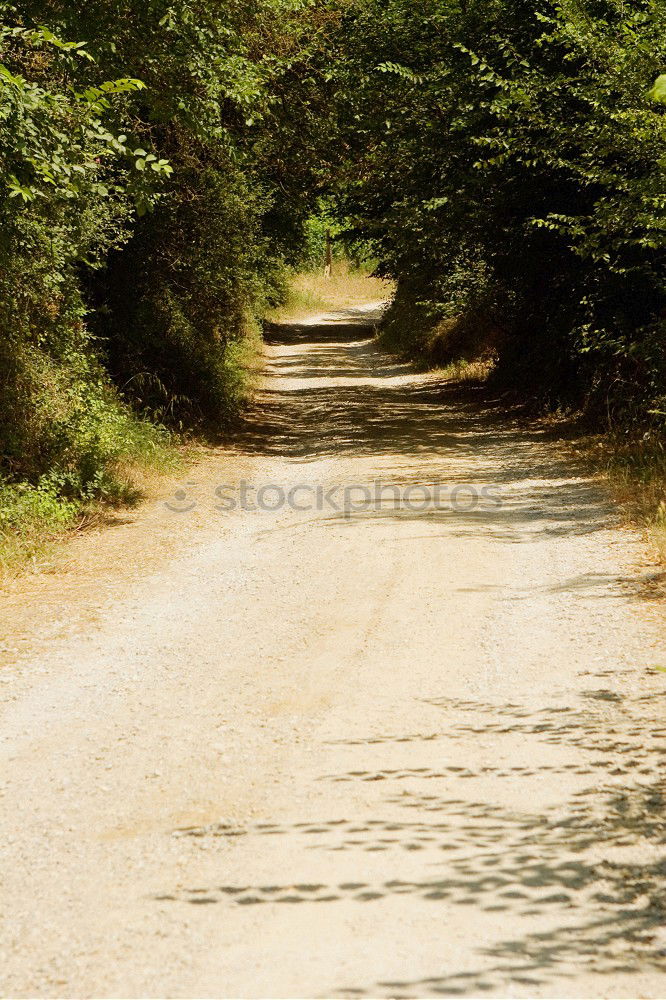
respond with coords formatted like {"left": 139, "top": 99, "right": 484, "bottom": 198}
{"left": 423, "top": 694, "right": 666, "bottom": 758}
{"left": 262, "top": 339, "right": 412, "bottom": 380}
{"left": 264, "top": 323, "right": 380, "bottom": 345}
{"left": 164, "top": 777, "right": 665, "bottom": 868}
{"left": 240, "top": 369, "right": 539, "bottom": 463}
{"left": 311, "top": 476, "right": 615, "bottom": 545}
{"left": 263, "top": 305, "right": 386, "bottom": 346}
{"left": 153, "top": 315, "right": 666, "bottom": 995}
{"left": 157, "top": 771, "right": 666, "bottom": 994}
{"left": 247, "top": 317, "right": 541, "bottom": 463}
{"left": 234, "top": 315, "right": 624, "bottom": 547}
{"left": 324, "top": 731, "right": 446, "bottom": 747}
{"left": 154, "top": 689, "right": 666, "bottom": 994}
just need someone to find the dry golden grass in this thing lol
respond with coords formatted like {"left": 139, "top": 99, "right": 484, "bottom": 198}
{"left": 267, "top": 261, "right": 394, "bottom": 323}
{"left": 436, "top": 356, "right": 497, "bottom": 382}
{"left": 565, "top": 433, "right": 666, "bottom": 565}
{"left": 605, "top": 452, "right": 666, "bottom": 564}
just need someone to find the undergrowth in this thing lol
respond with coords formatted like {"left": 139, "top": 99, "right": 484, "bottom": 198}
{"left": 379, "top": 285, "right": 498, "bottom": 378}
{"left": 0, "top": 427, "right": 180, "bottom": 578}
{"left": 599, "top": 439, "right": 666, "bottom": 564}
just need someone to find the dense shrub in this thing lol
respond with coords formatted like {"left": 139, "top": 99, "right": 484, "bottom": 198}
{"left": 333, "top": 0, "right": 666, "bottom": 421}
{"left": 0, "top": 18, "right": 164, "bottom": 500}
{"left": 0, "top": 1, "right": 336, "bottom": 551}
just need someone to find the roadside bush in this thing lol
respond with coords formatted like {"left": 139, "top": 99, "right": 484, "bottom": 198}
{"left": 0, "top": 2, "right": 337, "bottom": 565}
{"left": 0, "top": 18, "right": 167, "bottom": 525}
{"left": 334, "top": 0, "right": 666, "bottom": 421}
{"left": 93, "top": 158, "right": 272, "bottom": 428}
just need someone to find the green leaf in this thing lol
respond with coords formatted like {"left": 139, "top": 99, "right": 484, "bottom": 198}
{"left": 648, "top": 75, "right": 666, "bottom": 104}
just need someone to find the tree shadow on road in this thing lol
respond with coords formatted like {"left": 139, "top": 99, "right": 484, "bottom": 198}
{"left": 155, "top": 691, "right": 666, "bottom": 996}
{"left": 157, "top": 774, "right": 666, "bottom": 995}
{"left": 157, "top": 319, "right": 666, "bottom": 996}
{"left": 238, "top": 321, "right": 623, "bottom": 550}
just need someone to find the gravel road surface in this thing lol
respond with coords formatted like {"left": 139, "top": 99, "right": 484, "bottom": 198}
{"left": 1, "top": 306, "right": 666, "bottom": 998}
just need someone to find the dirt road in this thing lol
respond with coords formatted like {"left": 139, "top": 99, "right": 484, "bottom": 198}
{"left": 1, "top": 306, "right": 666, "bottom": 999}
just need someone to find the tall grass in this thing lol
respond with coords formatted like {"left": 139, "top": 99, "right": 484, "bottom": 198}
{"left": 600, "top": 440, "right": 666, "bottom": 564}
{"left": 266, "top": 260, "right": 393, "bottom": 323}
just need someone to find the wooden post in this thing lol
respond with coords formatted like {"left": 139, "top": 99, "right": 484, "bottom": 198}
{"left": 324, "top": 229, "right": 333, "bottom": 279}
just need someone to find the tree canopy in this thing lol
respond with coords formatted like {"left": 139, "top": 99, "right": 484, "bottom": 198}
{"left": 1, "top": 0, "right": 665, "bottom": 526}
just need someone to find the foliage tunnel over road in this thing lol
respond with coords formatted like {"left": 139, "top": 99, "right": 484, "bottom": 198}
{"left": 0, "top": 0, "right": 665, "bottom": 533}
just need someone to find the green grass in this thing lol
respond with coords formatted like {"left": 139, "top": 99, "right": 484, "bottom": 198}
{"left": 0, "top": 420, "right": 183, "bottom": 579}
{"left": 0, "top": 482, "right": 78, "bottom": 577}
{"left": 0, "top": 312, "right": 264, "bottom": 579}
